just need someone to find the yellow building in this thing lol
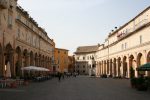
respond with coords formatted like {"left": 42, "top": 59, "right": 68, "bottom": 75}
{"left": 54, "top": 48, "right": 69, "bottom": 73}
{"left": 0, "top": 0, "right": 55, "bottom": 77}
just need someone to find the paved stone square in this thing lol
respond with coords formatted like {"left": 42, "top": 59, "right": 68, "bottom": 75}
{"left": 0, "top": 76, "right": 150, "bottom": 100}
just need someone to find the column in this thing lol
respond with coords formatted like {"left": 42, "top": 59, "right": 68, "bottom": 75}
{"left": 116, "top": 61, "right": 119, "bottom": 77}
{"left": 126, "top": 57, "right": 130, "bottom": 78}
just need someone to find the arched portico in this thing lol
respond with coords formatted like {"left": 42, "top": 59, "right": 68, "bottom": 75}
{"left": 146, "top": 51, "right": 150, "bottom": 76}
{"left": 30, "top": 51, "right": 34, "bottom": 66}
{"left": 35, "top": 53, "right": 38, "bottom": 66}
{"left": 110, "top": 59, "right": 112, "bottom": 76}
{"left": 117, "top": 57, "right": 121, "bottom": 77}
{"left": 15, "top": 46, "right": 22, "bottom": 77}
{"left": 5, "top": 43, "right": 14, "bottom": 77}
{"left": 23, "top": 49, "right": 28, "bottom": 67}
{"left": 129, "top": 55, "right": 135, "bottom": 78}
{"left": 107, "top": 60, "right": 109, "bottom": 75}
{"left": 0, "top": 44, "right": 2, "bottom": 76}
{"left": 113, "top": 58, "right": 117, "bottom": 77}
{"left": 123, "top": 56, "right": 128, "bottom": 78}
{"left": 137, "top": 53, "right": 145, "bottom": 76}
{"left": 104, "top": 60, "right": 106, "bottom": 74}
{"left": 102, "top": 61, "right": 104, "bottom": 74}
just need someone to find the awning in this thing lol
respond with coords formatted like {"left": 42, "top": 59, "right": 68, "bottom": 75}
{"left": 21, "top": 66, "right": 50, "bottom": 71}
{"left": 136, "top": 62, "right": 150, "bottom": 71}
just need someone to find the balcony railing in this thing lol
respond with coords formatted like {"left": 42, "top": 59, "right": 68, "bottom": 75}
{"left": 117, "top": 19, "right": 149, "bottom": 40}
{"left": 0, "top": 0, "right": 8, "bottom": 9}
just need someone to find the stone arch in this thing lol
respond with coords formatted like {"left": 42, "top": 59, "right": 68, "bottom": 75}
{"left": 98, "top": 61, "right": 101, "bottom": 75}
{"left": 147, "top": 51, "right": 150, "bottom": 62}
{"left": 113, "top": 58, "right": 117, "bottom": 77}
{"left": 102, "top": 61, "right": 104, "bottom": 74}
{"left": 137, "top": 53, "right": 144, "bottom": 66}
{"left": 42, "top": 55, "right": 44, "bottom": 67}
{"left": 117, "top": 57, "right": 121, "bottom": 77}
{"left": 30, "top": 51, "right": 34, "bottom": 66}
{"left": 99, "top": 61, "right": 102, "bottom": 75}
{"left": 0, "top": 44, "right": 2, "bottom": 76}
{"left": 129, "top": 55, "right": 135, "bottom": 77}
{"left": 35, "top": 53, "right": 38, "bottom": 66}
{"left": 39, "top": 54, "right": 41, "bottom": 67}
{"left": 15, "top": 46, "right": 22, "bottom": 77}
{"left": 123, "top": 56, "right": 128, "bottom": 78}
{"left": 104, "top": 60, "right": 107, "bottom": 74}
{"left": 45, "top": 56, "right": 47, "bottom": 68}
{"left": 5, "top": 43, "right": 14, "bottom": 77}
{"left": 137, "top": 53, "right": 145, "bottom": 76}
{"left": 107, "top": 60, "right": 109, "bottom": 74}
{"left": 129, "top": 55, "right": 134, "bottom": 67}
{"left": 49, "top": 57, "right": 51, "bottom": 67}
{"left": 23, "top": 49, "right": 28, "bottom": 67}
{"left": 146, "top": 51, "right": 150, "bottom": 76}
{"left": 110, "top": 59, "right": 113, "bottom": 75}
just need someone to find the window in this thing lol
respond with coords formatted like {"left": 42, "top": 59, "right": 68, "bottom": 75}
{"left": 121, "top": 44, "right": 124, "bottom": 50}
{"left": 17, "top": 14, "right": 21, "bottom": 20}
{"left": 140, "top": 35, "right": 142, "bottom": 44}
{"left": 125, "top": 42, "right": 127, "bottom": 49}
{"left": 26, "top": 20, "right": 29, "bottom": 26}
{"left": 83, "top": 65, "right": 85, "bottom": 68}
{"left": 58, "top": 59, "right": 60, "bottom": 64}
{"left": 17, "top": 28, "right": 20, "bottom": 38}
{"left": 8, "top": 14, "right": 13, "bottom": 28}
{"left": 83, "top": 57, "right": 85, "bottom": 60}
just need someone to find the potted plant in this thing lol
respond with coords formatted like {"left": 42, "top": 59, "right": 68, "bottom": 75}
{"left": 130, "top": 66, "right": 136, "bottom": 88}
{"left": 136, "top": 75, "right": 148, "bottom": 91}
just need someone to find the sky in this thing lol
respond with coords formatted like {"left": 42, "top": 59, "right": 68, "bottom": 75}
{"left": 18, "top": 0, "right": 150, "bottom": 55}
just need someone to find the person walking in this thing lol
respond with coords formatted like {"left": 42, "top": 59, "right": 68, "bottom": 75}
{"left": 58, "top": 72, "right": 61, "bottom": 82}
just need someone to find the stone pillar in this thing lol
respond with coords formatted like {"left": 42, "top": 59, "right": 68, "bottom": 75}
{"left": 120, "top": 60, "right": 123, "bottom": 77}
{"left": 10, "top": 51, "right": 15, "bottom": 77}
{"left": 109, "top": 61, "right": 112, "bottom": 76}
{"left": 116, "top": 61, "right": 119, "bottom": 77}
{"left": 112, "top": 61, "right": 114, "bottom": 77}
{"left": 126, "top": 57, "right": 130, "bottom": 78}
{"left": 27, "top": 53, "right": 30, "bottom": 66}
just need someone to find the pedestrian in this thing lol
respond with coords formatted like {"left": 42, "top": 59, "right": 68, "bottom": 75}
{"left": 62, "top": 73, "right": 65, "bottom": 79}
{"left": 58, "top": 72, "right": 61, "bottom": 82}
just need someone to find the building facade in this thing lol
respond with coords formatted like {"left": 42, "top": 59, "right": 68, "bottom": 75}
{"left": 68, "top": 55, "right": 75, "bottom": 73}
{"left": 54, "top": 48, "right": 69, "bottom": 73}
{"left": 96, "top": 6, "right": 150, "bottom": 78}
{"left": 74, "top": 45, "right": 98, "bottom": 75}
{"left": 0, "top": 0, "right": 55, "bottom": 77}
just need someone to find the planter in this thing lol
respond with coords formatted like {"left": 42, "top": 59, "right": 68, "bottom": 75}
{"left": 130, "top": 78, "right": 137, "bottom": 88}
{"left": 136, "top": 84, "right": 148, "bottom": 91}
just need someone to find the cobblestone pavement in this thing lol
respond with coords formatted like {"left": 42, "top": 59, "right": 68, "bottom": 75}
{"left": 0, "top": 76, "right": 150, "bottom": 100}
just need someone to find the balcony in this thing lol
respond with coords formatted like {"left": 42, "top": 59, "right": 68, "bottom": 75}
{"left": 0, "top": 0, "right": 8, "bottom": 9}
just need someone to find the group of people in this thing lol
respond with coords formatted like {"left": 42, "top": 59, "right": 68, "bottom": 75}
{"left": 57, "top": 72, "right": 78, "bottom": 82}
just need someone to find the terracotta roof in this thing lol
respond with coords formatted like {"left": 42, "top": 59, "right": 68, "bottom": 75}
{"left": 75, "top": 45, "right": 99, "bottom": 54}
